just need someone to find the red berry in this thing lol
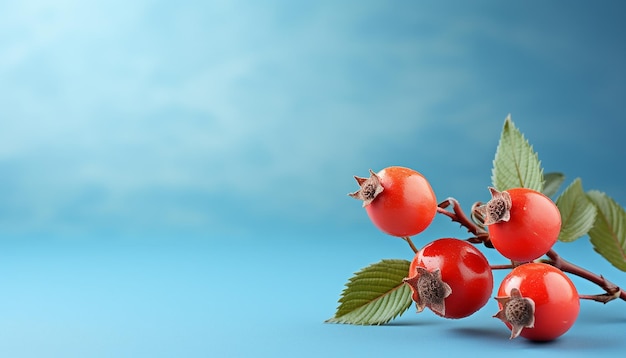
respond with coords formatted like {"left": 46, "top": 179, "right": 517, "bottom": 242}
{"left": 481, "top": 187, "right": 561, "bottom": 262}
{"left": 494, "top": 262, "right": 579, "bottom": 341}
{"left": 349, "top": 166, "right": 437, "bottom": 237}
{"left": 404, "top": 238, "right": 493, "bottom": 319}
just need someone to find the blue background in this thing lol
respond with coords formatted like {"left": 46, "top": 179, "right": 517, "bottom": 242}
{"left": 1, "top": 0, "right": 625, "bottom": 357}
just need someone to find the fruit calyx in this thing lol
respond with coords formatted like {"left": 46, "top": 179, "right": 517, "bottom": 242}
{"left": 348, "top": 169, "right": 384, "bottom": 207}
{"left": 403, "top": 267, "right": 452, "bottom": 316}
{"left": 494, "top": 288, "right": 536, "bottom": 339}
{"left": 478, "top": 187, "right": 512, "bottom": 225}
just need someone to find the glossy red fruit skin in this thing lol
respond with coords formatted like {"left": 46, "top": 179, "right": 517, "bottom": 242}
{"left": 409, "top": 238, "right": 494, "bottom": 319}
{"left": 488, "top": 188, "right": 561, "bottom": 262}
{"left": 497, "top": 263, "right": 580, "bottom": 341}
{"left": 365, "top": 166, "right": 437, "bottom": 237}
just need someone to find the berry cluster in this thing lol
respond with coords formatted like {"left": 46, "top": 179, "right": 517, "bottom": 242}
{"left": 328, "top": 118, "right": 625, "bottom": 342}
{"left": 344, "top": 165, "right": 605, "bottom": 341}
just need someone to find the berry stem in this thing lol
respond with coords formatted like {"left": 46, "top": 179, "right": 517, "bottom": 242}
{"left": 437, "top": 198, "right": 481, "bottom": 235}
{"left": 437, "top": 198, "right": 491, "bottom": 246}
{"left": 490, "top": 264, "right": 515, "bottom": 270}
{"left": 402, "top": 236, "right": 418, "bottom": 254}
{"left": 579, "top": 293, "right": 621, "bottom": 304}
{"left": 543, "top": 249, "right": 626, "bottom": 302}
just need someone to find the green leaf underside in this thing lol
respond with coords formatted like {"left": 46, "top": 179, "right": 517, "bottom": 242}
{"left": 587, "top": 191, "right": 626, "bottom": 271}
{"left": 555, "top": 178, "right": 597, "bottom": 242}
{"left": 491, "top": 115, "right": 544, "bottom": 192}
{"left": 326, "top": 259, "right": 412, "bottom": 325}
{"left": 543, "top": 172, "right": 566, "bottom": 198}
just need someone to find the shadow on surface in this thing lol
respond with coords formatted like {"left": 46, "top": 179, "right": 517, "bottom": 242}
{"left": 577, "top": 308, "right": 626, "bottom": 325}
{"left": 447, "top": 326, "right": 510, "bottom": 342}
{"left": 449, "top": 325, "right": 623, "bottom": 351}
{"left": 384, "top": 319, "right": 441, "bottom": 327}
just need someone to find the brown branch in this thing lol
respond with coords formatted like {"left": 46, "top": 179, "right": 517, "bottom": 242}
{"left": 402, "top": 236, "right": 418, "bottom": 254}
{"left": 437, "top": 198, "right": 491, "bottom": 247}
{"left": 490, "top": 264, "right": 516, "bottom": 270}
{"left": 544, "top": 249, "right": 626, "bottom": 302}
{"left": 579, "top": 292, "right": 621, "bottom": 304}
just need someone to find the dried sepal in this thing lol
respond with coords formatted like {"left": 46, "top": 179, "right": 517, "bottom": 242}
{"left": 348, "top": 169, "right": 384, "bottom": 207}
{"left": 476, "top": 187, "right": 512, "bottom": 225}
{"left": 494, "top": 287, "right": 535, "bottom": 339}
{"left": 403, "top": 267, "right": 452, "bottom": 316}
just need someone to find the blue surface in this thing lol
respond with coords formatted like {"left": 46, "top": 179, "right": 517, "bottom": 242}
{"left": 1, "top": 0, "right": 626, "bottom": 357}
{"left": 0, "top": 234, "right": 624, "bottom": 357}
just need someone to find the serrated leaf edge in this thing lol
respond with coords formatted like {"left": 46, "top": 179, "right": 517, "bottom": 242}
{"left": 491, "top": 115, "right": 544, "bottom": 192}
{"left": 587, "top": 190, "right": 626, "bottom": 271}
{"left": 326, "top": 259, "right": 413, "bottom": 325}
{"left": 555, "top": 178, "right": 597, "bottom": 242}
{"left": 326, "top": 285, "right": 412, "bottom": 325}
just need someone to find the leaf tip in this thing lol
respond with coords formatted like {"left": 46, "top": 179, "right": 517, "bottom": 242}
{"left": 504, "top": 113, "right": 513, "bottom": 126}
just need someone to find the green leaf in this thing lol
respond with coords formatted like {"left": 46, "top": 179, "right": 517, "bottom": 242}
{"left": 587, "top": 191, "right": 626, "bottom": 271}
{"left": 555, "top": 178, "right": 597, "bottom": 242}
{"left": 491, "top": 115, "right": 544, "bottom": 192}
{"left": 326, "top": 259, "right": 413, "bottom": 325}
{"left": 543, "top": 172, "right": 566, "bottom": 198}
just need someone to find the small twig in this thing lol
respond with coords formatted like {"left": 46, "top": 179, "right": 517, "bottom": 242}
{"left": 490, "top": 264, "right": 516, "bottom": 270}
{"left": 544, "top": 249, "right": 626, "bottom": 302}
{"left": 579, "top": 292, "right": 621, "bottom": 304}
{"left": 437, "top": 198, "right": 484, "bottom": 236}
{"left": 437, "top": 198, "right": 491, "bottom": 247}
{"left": 402, "top": 236, "right": 418, "bottom": 254}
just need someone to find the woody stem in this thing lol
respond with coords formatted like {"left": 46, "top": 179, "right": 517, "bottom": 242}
{"left": 543, "top": 249, "right": 626, "bottom": 302}
{"left": 402, "top": 236, "right": 418, "bottom": 254}
{"left": 436, "top": 198, "right": 491, "bottom": 245}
